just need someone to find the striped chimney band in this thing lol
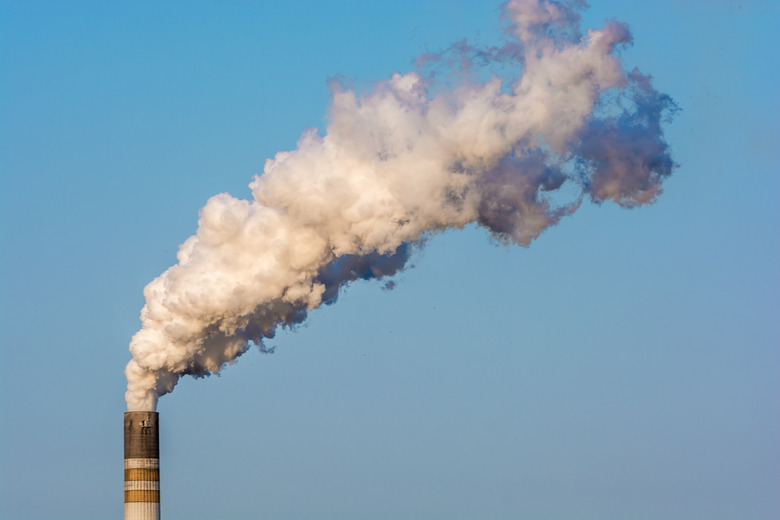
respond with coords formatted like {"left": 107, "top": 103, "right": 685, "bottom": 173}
{"left": 124, "top": 412, "right": 160, "bottom": 520}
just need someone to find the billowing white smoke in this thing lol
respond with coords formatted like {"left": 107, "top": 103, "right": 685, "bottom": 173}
{"left": 126, "top": 0, "right": 677, "bottom": 411}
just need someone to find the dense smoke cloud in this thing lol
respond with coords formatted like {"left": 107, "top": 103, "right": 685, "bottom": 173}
{"left": 126, "top": 0, "right": 677, "bottom": 411}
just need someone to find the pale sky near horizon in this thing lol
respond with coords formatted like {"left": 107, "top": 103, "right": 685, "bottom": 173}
{"left": 1, "top": 1, "right": 778, "bottom": 519}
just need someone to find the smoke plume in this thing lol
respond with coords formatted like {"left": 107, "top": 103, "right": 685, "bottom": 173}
{"left": 126, "top": 0, "right": 677, "bottom": 411}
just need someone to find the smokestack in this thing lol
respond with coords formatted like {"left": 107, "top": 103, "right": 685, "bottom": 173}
{"left": 124, "top": 412, "right": 160, "bottom": 520}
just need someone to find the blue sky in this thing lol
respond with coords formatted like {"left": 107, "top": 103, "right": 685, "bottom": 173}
{"left": 1, "top": 1, "right": 778, "bottom": 519}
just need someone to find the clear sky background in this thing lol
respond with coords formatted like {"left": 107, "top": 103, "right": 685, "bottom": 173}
{"left": 1, "top": 1, "right": 778, "bottom": 519}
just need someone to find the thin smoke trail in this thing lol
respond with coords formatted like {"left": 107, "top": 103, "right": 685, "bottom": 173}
{"left": 125, "top": 0, "right": 678, "bottom": 411}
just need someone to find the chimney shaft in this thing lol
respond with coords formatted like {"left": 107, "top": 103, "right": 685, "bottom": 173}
{"left": 124, "top": 412, "right": 160, "bottom": 520}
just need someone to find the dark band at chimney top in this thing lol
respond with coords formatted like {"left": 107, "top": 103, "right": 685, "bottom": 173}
{"left": 124, "top": 412, "right": 159, "bottom": 459}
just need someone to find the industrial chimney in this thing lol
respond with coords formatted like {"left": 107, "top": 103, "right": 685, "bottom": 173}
{"left": 124, "top": 412, "right": 160, "bottom": 520}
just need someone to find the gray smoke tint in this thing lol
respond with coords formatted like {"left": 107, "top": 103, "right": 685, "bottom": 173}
{"left": 126, "top": 0, "right": 677, "bottom": 411}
